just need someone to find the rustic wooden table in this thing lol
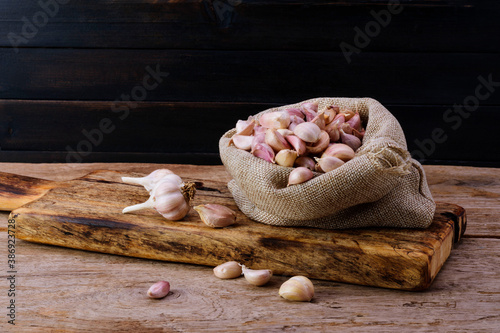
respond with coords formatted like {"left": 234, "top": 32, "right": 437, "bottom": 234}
{"left": 1, "top": 163, "right": 499, "bottom": 332}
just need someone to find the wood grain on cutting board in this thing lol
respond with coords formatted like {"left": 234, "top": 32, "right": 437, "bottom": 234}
{"left": 1, "top": 170, "right": 465, "bottom": 290}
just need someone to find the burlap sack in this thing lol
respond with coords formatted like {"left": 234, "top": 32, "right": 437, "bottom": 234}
{"left": 219, "top": 97, "right": 435, "bottom": 229}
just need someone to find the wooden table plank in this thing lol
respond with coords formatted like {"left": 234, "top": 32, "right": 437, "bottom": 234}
{"left": 0, "top": 163, "right": 499, "bottom": 332}
{"left": 0, "top": 225, "right": 499, "bottom": 332}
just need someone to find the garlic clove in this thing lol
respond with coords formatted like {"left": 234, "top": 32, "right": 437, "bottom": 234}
{"left": 277, "top": 129, "right": 294, "bottom": 137}
{"left": 147, "top": 281, "right": 171, "bottom": 299}
{"left": 305, "top": 131, "right": 330, "bottom": 155}
{"left": 352, "top": 128, "right": 365, "bottom": 140}
{"left": 341, "top": 109, "right": 356, "bottom": 121}
{"left": 288, "top": 115, "right": 305, "bottom": 131}
{"left": 194, "top": 204, "right": 237, "bottom": 228}
{"left": 259, "top": 111, "right": 291, "bottom": 129}
{"left": 231, "top": 134, "right": 253, "bottom": 151}
{"left": 341, "top": 122, "right": 354, "bottom": 135}
{"left": 285, "top": 107, "right": 305, "bottom": 119}
{"left": 265, "top": 128, "right": 292, "bottom": 152}
{"left": 293, "top": 122, "right": 322, "bottom": 143}
{"left": 340, "top": 129, "right": 362, "bottom": 151}
{"left": 294, "top": 156, "right": 316, "bottom": 170}
{"left": 310, "top": 112, "right": 326, "bottom": 130}
{"left": 321, "top": 143, "right": 355, "bottom": 162}
{"left": 325, "top": 122, "right": 340, "bottom": 142}
{"left": 253, "top": 125, "right": 267, "bottom": 135}
{"left": 241, "top": 265, "right": 273, "bottom": 286}
{"left": 288, "top": 167, "right": 314, "bottom": 186}
{"left": 279, "top": 276, "right": 314, "bottom": 302}
{"left": 285, "top": 135, "right": 307, "bottom": 156}
{"left": 121, "top": 169, "right": 175, "bottom": 193}
{"left": 331, "top": 113, "right": 345, "bottom": 127}
{"left": 275, "top": 149, "right": 298, "bottom": 167}
{"left": 301, "top": 107, "right": 317, "bottom": 122}
{"left": 235, "top": 118, "right": 256, "bottom": 135}
{"left": 252, "top": 143, "right": 275, "bottom": 163}
{"left": 250, "top": 132, "right": 266, "bottom": 152}
{"left": 315, "top": 156, "right": 345, "bottom": 173}
{"left": 347, "top": 112, "right": 361, "bottom": 131}
{"left": 213, "top": 261, "right": 243, "bottom": 279}
{"left": 323, "top": 105, "right": 340, "bottom": 124}
{"left": 302, "top": 101, "right": 319, "bottom": 113}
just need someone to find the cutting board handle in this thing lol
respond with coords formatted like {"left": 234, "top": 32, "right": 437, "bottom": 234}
{"left": 0, "top": 172, "right": 61, "bottom": 211}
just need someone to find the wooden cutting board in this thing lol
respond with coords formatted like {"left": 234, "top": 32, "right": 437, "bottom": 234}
{"left": 1, "top": 170, "right": 466, "bottom": 291}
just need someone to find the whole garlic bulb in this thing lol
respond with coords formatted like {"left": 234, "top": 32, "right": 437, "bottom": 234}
{"left": 122, "top": 176, "right": 196, "bottom": 221}
{"left": 121, "top": 169, "right": 175, "bottom": 193}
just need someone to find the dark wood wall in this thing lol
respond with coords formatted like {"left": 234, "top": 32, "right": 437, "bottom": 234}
{"left": 1, "top": 0, "right": 499, "bottom": 166}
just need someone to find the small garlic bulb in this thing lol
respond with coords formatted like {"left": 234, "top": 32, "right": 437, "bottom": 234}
{"left": 241, "top": 265, "right": 273, "bottom": 286}
{"left": 213, "top": 261, "right": 242, "bottom": 279}
{"left": 121, "top": 169, "right": 175, "bottom": 193}
{"left": 279, "top": 276, "right": 314, "bottom": 302}
{"left": 122, "top": 176, "right": 196, "bottom": 221}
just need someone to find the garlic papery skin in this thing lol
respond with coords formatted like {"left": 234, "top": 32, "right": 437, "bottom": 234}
{"left": 275, "top": 149, "right": 298, "bottom": 167}
{"left": 213, "top": 261, "right": 242, "bottom": 279}
{"left": 122, "top": 178, "right": 196, "bottom": 221}
{"left": 241, "top": 265, "right": 273, "bottom": 286}
{"left": 321, "top": 143, "right": 355, "bottom": 162}
{"left": 288, "top": 167, "right": 314, "bottom": 186}
{"left": 294, "top": 156, "right": 316, "bottom": 170}
{"left": 285, "top": 135, "right": 307, "bottom": 156}
{"left": 279, "top": 276, "right": 314, "bottom": 302}
{"left": 305, "top": 131, "right": 330, "bottom": 155}
{"left": 193, "top": 204, "right": 236, "bottom": 228}
{"left": 231, "top": 134, "right": 253, "bottom": 151}
{"left": 252, "top": 143, "right": 275, "bottom": 163}
{"left": 265, "top": 128, "right": 292, "bottom": 152}
{"left": 121, "top": 169, "right": 175, "bottom": 193}
{"left": 259, "top": 111, "right": 291, "bottom": 129}
{"left": 340, "top": 129, "right": 362, "bottom": 151}
{"left": 315, "top": 156, "right": 345, "bottom": 173}
{"left": 251, "top": 132, "right": 266, "bottom": 152}
{"left": 293, "top": 122, "right": 321, "bottom": 143}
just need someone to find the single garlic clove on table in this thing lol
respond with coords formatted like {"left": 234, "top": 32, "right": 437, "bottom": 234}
{"left": 213, "top": 261, "right": 242, "bottom": 279}
{"left": 241, "top": 265, "right": 273, "bottom": 286}
{"left": 147, "top": 280, "right": 171, "bottom": 299}
{"left": 194, "top": 204, "right": 236, "bottom": 228}
{"left": 279, "top": 276, "right": 314, "bottom": 302}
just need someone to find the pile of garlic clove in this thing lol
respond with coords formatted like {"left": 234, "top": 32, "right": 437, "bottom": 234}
{"left": 230, "top": 101, "right": 366, "bottom": 185}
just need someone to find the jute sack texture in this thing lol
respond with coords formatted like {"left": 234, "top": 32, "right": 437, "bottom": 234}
{"left": 219, "top": 97, "right": 435, "bottom": 229}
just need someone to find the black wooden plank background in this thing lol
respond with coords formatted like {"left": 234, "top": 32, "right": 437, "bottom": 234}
{"left": 0, "top": 0, "right": 499, "bottom": 166}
